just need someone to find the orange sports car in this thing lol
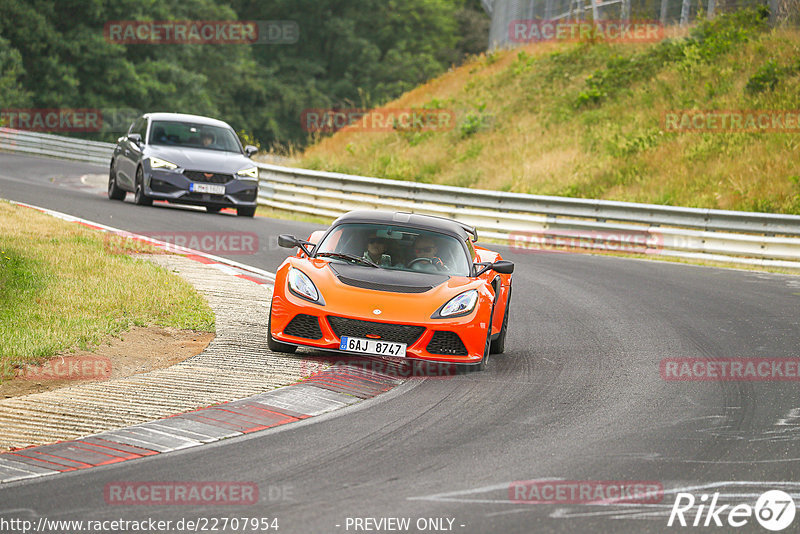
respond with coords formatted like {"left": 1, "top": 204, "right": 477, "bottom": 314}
{"left": 268, "top": 211, "right": 513, "bottom": 370}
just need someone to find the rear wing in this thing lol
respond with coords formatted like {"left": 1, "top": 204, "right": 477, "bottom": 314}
{"left": 395, "top": 212, "right": 478, "bottom": 241}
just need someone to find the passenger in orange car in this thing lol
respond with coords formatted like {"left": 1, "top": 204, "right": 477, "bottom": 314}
{"left": 362, "top": 233, "right": 392, "bottom": 266}
{"left": 409, "top": 236, "right": 447, "bottom": 271}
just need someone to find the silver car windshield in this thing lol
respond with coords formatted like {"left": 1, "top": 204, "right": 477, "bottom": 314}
{"left": 149, "top": 121, "right": 241, "bottom": 153}
{"left": 315, "top": 223, "right": 471, "bottom": 276}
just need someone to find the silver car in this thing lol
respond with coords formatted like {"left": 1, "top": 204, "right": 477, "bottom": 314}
{"left": 109, "top": 112, "right": 259, "bottom": 217}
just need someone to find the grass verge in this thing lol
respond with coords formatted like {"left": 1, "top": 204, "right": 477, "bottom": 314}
{"left": 0, "top": 201, "right": 214, "bottom": 378}
{"left": 300, "top": 8, "right": 800, "bottom": 215}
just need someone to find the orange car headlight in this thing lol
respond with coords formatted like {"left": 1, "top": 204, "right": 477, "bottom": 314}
{"left": 434, "top": 289, "right": 478, "bottom": 318}
{"left": 287, "top": 267, "right": 323, "bottom": 304}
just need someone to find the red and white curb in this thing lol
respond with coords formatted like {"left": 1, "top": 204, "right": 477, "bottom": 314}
{"left": 0, "top": 367, "right": 406, "bottom": 483}
{"left": 0, "top": 201, "right": 410, "bottom": 484}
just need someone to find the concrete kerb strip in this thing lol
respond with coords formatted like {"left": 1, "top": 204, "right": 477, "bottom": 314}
{"left": 0, "top": 201, "right": 408, "bottom": 484}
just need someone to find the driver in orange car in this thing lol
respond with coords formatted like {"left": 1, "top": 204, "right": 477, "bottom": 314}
{"left": 409, "top": 235, "right": 447, "bottom": 271}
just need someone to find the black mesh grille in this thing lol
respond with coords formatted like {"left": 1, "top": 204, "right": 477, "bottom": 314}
{"left": 284, "top": 314, "right": 323, "bottom": 340}
{"left": 337, "top": 276, "right": 432, "bottom": 293}
{"left": 327, "top": 316, "right": 425, "bottom": 345}
{"left": 184, "top": 170, "right": 233, "bottom": 184}
{"left": 150, "top": 179, "right": 181, "bottom": 193}
{"left": 232, "top": 188, "right": 258, "bottom": 202}
{"left": 426, "top": 331, "right": 468, "bottom": 355}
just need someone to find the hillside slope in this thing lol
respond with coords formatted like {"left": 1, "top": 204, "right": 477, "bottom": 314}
{"left": 300, "top": 8, "right": 800, "bottom": 215}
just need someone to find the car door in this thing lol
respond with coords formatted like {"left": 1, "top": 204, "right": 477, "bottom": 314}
{"left": 117, "top": 117, "right": 147, "bottom": 189}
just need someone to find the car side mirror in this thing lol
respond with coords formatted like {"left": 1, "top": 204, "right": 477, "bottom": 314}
{"left": 244, "top": 145, "right": 258, "bottom": 158}
{"left": 475, "top": 260, "right": 514, "bottom": 276}
{"left": 278, "top": 235, "right": 300, "bottom": 248}
{"left": 128, "top": 133, "right": 142, "bottom": 146}
{"left": 491, "top": 260, "right": 514, "bottom": 274}
{"left": 278, "top": 234, "right": 313, "bottom": 256}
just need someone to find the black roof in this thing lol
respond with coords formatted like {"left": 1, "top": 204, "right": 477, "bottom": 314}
{"left": 332, "top": 211, "right": 477, "bottom": 241}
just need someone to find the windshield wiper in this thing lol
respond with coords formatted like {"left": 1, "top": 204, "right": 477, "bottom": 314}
{"left": 316, "top": 252, "right": 379, "bottom": 268}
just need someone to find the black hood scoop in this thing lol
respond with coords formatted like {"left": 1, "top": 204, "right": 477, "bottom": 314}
{"left": 328, "top": 263, "right": 448, "bottom": 293}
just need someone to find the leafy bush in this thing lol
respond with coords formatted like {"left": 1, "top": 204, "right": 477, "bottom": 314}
{"left": 459, "top": 104, "right": 490, "bottom": 138}
{"left": 574, "top": 7, "right": 770, "bottom": 108}
{"left": 745, "top": 58, "right": 800, "bottom": 94}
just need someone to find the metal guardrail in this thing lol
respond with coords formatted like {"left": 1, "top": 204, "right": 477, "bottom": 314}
{"left": 2, "top": 128, "right": 799, "bottom": 269}
{"left": 255, "top": 163, "right": 800, "bottom": 270}
{"left": 0, "top": 128, "right": 114, "bottom": 166}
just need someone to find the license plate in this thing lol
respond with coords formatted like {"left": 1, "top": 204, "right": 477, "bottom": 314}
{"left": 190, "top": 183, "right": 225, "bottom": 195}
{"left": 339, "top": 336, "right": 406, "bottom": 357}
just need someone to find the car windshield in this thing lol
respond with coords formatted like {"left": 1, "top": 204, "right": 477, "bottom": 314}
{"left": 148, "top": 120, "right": 241, "bottom": 153}
{"left": 314, "top": 223, "right": 471, "bottom": 276}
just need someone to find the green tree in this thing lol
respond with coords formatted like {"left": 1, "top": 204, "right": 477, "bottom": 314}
{"left": 0, "top": 0, "right": 488, "bottom": 146}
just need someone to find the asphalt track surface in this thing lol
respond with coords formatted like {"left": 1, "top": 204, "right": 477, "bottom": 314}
{"left": 1, "top": 152, "right": 800, "bottom": 534}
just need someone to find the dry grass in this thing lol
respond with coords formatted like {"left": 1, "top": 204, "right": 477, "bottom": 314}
{"left": 0, "top": 201, "right": 214, "bottom": 370}
{"left": 299, "top": 18, "right": 800, "bottom": 215}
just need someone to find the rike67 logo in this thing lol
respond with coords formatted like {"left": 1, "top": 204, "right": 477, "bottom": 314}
{"left": 668, "top": 490, "right": 796, "bottom": 531}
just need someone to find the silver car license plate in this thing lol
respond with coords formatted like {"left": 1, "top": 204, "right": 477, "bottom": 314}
{"left": 190, "top": 183, "right": 225, "bottom": 195}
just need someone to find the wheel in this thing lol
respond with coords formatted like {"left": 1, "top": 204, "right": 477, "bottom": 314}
{"left": 458, "top": 300, "right": 495, "bottom": 373}
{"left": 490, "top": 286, "right": 511, "bottom": 354}
{"left": 108, "top": 164, "right": 126, "bottom": 201}
{"left": 237, "top": 206, "right": 256, "bottom": 217}
{"left": 206, "top": 206, "right": 222, "bottom": 214}
{"left": 133, "top": 167, "right": 153, "bottom": 206}
{"left": 459, "top": 329, "right": 491, "bottom": 373}
{"left": 267, "top": 312, "right": 296, "bottom": 354}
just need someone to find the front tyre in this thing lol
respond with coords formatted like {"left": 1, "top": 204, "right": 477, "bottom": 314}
{"left": 237, "top": 206, "right": 256, "bottom": 217}
{"left": 490, "top": 286, "right": 511, "bottom": 354}
{"left": 108, "top": 164, "right": 126, "bottom": 201}
{"left": 133, "top": 167, "right": 153, "bottom": 206}
{"left": 458, "top": 329, "right": 490, "bottom": 374}
{"left": 267, "top": 313, "right": 297, "bottom": 354}
{"left": 459, "top": 299, "right": 495, "bottom": 373}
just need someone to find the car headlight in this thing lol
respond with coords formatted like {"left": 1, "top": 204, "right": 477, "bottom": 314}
{"left": 149, "top": 157, "right": 178, "bottom": 170}
{"left": 237, "top": 167, "right": 259, "bottom": 180}
{"left": 287, "top": 268, "right": 321, "bottom": 303}
{"left": 438, "top": 290, "right": 478, "bottom": 318}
